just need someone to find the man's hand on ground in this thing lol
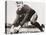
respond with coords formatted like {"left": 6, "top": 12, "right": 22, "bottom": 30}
{"left": 14, "top": 25, "right": 21, "bottom": 30}
{"left": 10, "top": 25, "right": 21, "bottom": 33}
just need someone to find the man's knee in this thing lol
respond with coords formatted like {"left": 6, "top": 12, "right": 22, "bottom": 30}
{"left": 31, "top": 13, "right": 38, "bottom": 23}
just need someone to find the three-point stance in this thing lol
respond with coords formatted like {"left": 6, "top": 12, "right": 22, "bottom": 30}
{"left": 10, "top": 1, "right": 44, "bottom": 33}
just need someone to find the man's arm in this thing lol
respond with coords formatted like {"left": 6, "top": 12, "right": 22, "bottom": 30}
{"left": 20, "top": 9, "right": 36, "bottom": 27}
{"left": 20, "top": 12, "right": 29, "bottom": 26}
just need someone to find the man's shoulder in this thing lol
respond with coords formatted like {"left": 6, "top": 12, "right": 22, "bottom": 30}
{"left": 24, "top": 4, "right": 29, "bottom": 7}
{"left": 23, "top": 4, "right": 30, "bottom": 9}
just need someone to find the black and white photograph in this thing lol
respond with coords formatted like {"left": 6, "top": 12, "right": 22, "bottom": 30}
{"left": 5, "top": 0, "right": 45, "bottom": 34}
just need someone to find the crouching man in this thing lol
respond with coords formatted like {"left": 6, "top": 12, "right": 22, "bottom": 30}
{"left": 10, "top": 1, "right": 44, "bottom": 33}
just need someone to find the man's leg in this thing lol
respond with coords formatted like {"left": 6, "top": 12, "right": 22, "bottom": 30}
{"left": 34, "top": 22, "right": 44, "bottom": 32}
{"left": 30, "top": 13, "right": 43, "bottom": 31}
{"left": 31, "top": 13, "right": 38, "bottom": 23}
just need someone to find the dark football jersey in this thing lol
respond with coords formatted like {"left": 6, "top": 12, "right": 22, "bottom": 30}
{"left": 17, "top": 5, "right": 35, "bottom": 20}
{"left": 13, "top": 5, "right": 35, "bottom": 27}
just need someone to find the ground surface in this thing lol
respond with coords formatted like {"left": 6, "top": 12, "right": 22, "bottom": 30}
{"left": 6, "top": 27, "right": 40, "bottom": 34}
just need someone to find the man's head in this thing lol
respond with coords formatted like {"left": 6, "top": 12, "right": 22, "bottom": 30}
{"left": 16, "top": 1, "right": 23, "bottom": 9}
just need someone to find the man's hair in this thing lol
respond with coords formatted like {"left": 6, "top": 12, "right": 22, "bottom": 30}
{"left": 16, "top": 1, "right": 23, "bottom": 4}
